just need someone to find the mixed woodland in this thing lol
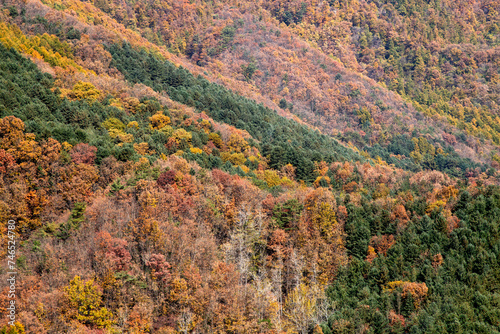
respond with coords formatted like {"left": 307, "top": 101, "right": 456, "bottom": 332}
{"left": 0, "top": 0, "right": 500, "bottom": 333}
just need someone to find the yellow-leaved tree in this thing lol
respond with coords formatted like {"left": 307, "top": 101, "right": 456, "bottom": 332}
{"left": 149, "top": 111, "right": 171, "bottom": 130}
{"left": 0, "top": 322, "right": 25, "bottom": 334}
{"left": 63, "top": 276, "right": 114, "bottom": 329}
{"left": 68, "top": 82, "right": 101, "bottom": 101}
{"left": 303, "top": 188, "right": 347, "bottom": 283}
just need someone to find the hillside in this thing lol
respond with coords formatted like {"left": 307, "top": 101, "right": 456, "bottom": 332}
{"left": 0, "top": 0, "right": 499, "bottom": 333}
{"left": 5, "top": 0, "right": 499, "bottom": 174}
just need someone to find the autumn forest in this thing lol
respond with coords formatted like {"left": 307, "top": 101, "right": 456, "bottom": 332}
{"left": 0, "top": 0, "right": 500, "bottom": 333}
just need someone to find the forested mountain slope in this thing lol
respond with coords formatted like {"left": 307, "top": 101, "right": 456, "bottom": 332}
{"left": 0, "top": 0, "right": 499, "bottom": 333}
{"left": 5, "top": 0, "right": 499, "bottom": 174}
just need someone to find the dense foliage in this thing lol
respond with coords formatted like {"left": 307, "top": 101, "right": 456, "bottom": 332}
{"left": 1, "top": 0, "right": 500, "bottom": 333}
{"left": 107, "top": 42, "right": 365, "bottom": 181}
{"left": 327, "top": 187, "right": 500, "bottom": 333}
{"left": 51, "top": 0, "right": 500, "bottom": 169}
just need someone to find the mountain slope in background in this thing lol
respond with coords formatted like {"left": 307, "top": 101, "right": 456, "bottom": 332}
{"left": 54, "top": 0, "right": 500, "bottom": 167}
{"left": 7, "top": 0, "right": 500, "bottom": 174}
{"left": 0, "top": 0, "right": 500, "bottom": 333}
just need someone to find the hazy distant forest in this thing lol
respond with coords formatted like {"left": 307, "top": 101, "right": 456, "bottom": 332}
{"left": 0, "top": 0, "right": 500, "bottom": 333}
